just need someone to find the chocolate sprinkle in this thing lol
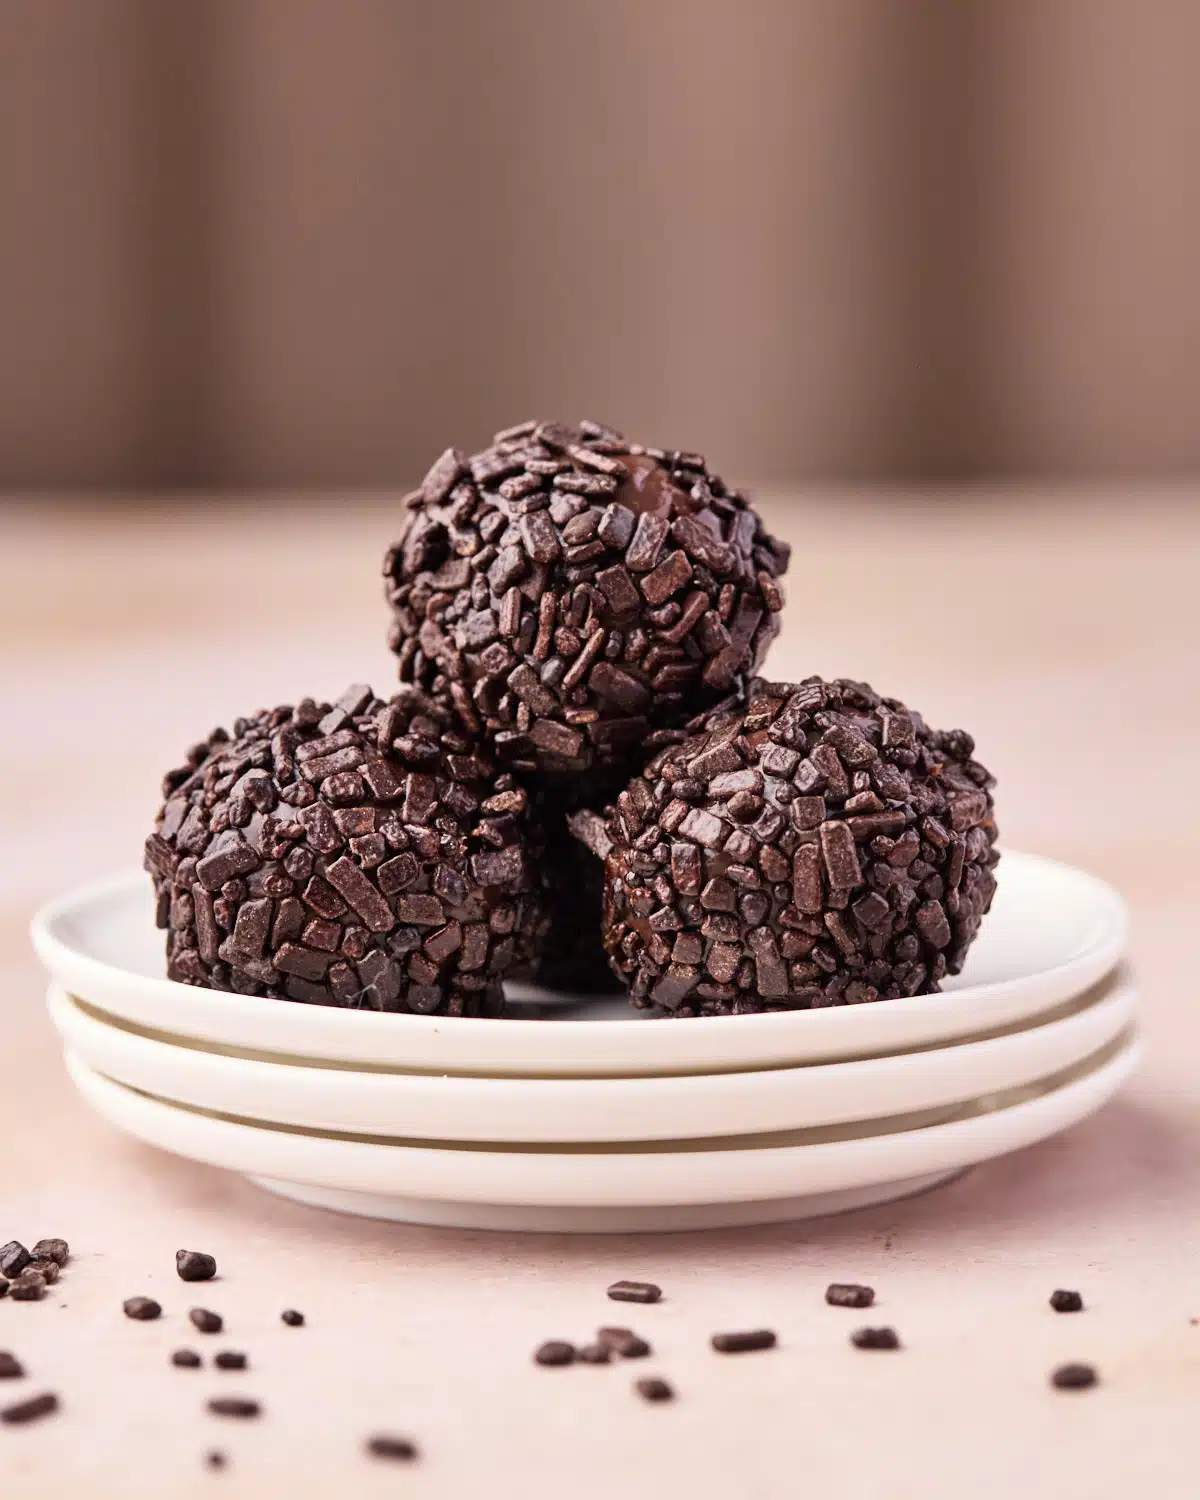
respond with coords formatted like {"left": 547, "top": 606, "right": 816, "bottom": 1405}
{"left": 826, "top": 1283, "right": 875, "bottom": 1309}
{"left": 176, "top": 1250, "right": 217, "bottom": 1283}
{"left": 29, "top": 1239, "right": 69, "bottom": 1267}
{"left": 588, "top": 675, "right": 998, "bottom": 1013}
{"left": 1, "top": 1392, "right": 58, "bottom": 1425}
{"left": 851, "top": 1327, "right": 901, "bottom": 1350}
{"left": 9, "top": 1272, "right": 46, "bottom": 1302}
{"left": 0, "top": 1353, "right": 25, "bottom": 1379}
{"left": 634, "top": 1377, "right": 675, "bottom": 1403}
{"left": 534, "top": 1340, "right": 576, "bottom": 1367}
{"left": 578, "top": 1342, "right": 613, "bottom": 1364}
{"left": 281, "top": 1309, "right": 305, "bottom": 1327}
{"left": 0, "top": 1242, "right": 31, "bottom": 1279}
{"left": 190, "top": 1308, "right": 223, "bottom": 1335}
{"left": 607, "top": 1280, "right": 662, "bottom": 1305}
{"left": 366, "top": 1434, "right": 419, "bottom": 1462}
{"left": 207, "top": 1397, "right": 261, "bottom": 1418}
{"left": 711, "top": 1329, "right": 777, "bottom": 1354}
{"left": 1050, "top": 1289, "right": 1084, "bottom": 1313}
{"left": 597, "top": 1328, "right": 651, "bottom": 1359}
{"left": 214, "top": 1351, "right": 247, "bottom": 1371}
{"left": 123, "top": 1297, "right": 162, "bottom": 1321}
{"left": 146, "top": 688, "right": 548, "bottom": 1015}
{"left": 384, "top": 422, "right": 789, "bottom": 797}
{"left": 172, "top": 1349, "right": 203, "bottom": 1368}
{"left": 1051, "top": 1362, "right": 1098, "bottom": 1390}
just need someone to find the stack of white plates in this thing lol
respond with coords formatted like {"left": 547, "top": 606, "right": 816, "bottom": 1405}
{"left": 32, "top": 851, "right": 1135, "bottom": 1232}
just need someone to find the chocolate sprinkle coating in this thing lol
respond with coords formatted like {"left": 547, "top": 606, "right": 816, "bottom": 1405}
{"left": 583, "top": 675, "right": 999, "bottom": 1014}
{"left": 384, "top": 421, "right": 790, "bottom": 798}
{"left": 146, "top": 687, "right": 549, "bottom": 1016}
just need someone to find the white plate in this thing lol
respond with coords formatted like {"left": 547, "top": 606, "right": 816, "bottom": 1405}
{"left": 63, "top": 1033, "right": 1139, "bottom": 1231}
{"left": 47, "top": 973, "right": 1136, "bottom": 1142}
{"left": 32, "top": 852, "right": 1126, "bottom": 1077}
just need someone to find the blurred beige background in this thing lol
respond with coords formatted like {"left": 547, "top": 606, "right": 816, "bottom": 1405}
{"left": 1, "top": 0, "right": 1198, "bottom": 489}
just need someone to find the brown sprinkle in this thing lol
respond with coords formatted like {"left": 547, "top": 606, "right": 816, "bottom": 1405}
{"left": 366, "top": 1434, "right": 419, "bottom": 1462}
{"left": 207, "top": 1397, "right": 261, "bottom": 1419}
{"left": 534, "top": 1340, "right": 576, "bottom": 1367}
{"left": 826, "top": 1283, "right": 875, "bottom": 1309}
{"left": 30, "top": 1239, "right": 69, "bottom": 1268}
{"left": 1, "top": 1392, "right": 58, "bottom": 1425}
{"left": 1051, "top": 1363, "right": 1098, "bottom": 1391}
{"left": 0, "top": 1352, "right": 25, "bottom": 1379}
{"left": 634, "top": 1377, "right": 675, "bottom": 1403}
{"left": 190, "top": 1308, "right": 223, "bottom": 1334}
{"left": 851, "top": 1327, "right": 900, "bottom": 1351}
{"left": 711, "top": 1329, "right": 777, "bottom": 1354}
{"left": 123, "top": 1296, "right": 162, "bottom": 1321}
{"left": 597, "top": 1327, "right": 651, "bottom": 1359}
{"left": 607, "top": 1280, "right": 662, "bottom": 1305}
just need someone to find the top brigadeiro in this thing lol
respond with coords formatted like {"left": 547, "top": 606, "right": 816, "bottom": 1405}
{"left": 384, "top": 419, "right": 791, "bottom": 799}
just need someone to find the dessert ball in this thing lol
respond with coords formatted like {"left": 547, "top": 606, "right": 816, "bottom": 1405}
{"left": 384, "top": 419, "right": 790, "bottom": 800}
{"left": 576, "top": 677, "right": 998, "bottom": 1015}
{"left": 144, "top": 686, "right": 549, "bottom": 1015}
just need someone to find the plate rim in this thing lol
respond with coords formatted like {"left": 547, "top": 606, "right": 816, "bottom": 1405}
{"left": 32, "top": 852, "right": 1128, "bottom": 1075}
{"left": 45, "top": 974, "right": 1138, "bottom": 1142}
{"left": 62, "top": 1034, "right": 1141, "bottom": 1206}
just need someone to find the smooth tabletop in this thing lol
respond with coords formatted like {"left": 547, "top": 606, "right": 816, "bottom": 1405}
{"left": 1, "top": 488, "right": 1198, "bottom": 1499}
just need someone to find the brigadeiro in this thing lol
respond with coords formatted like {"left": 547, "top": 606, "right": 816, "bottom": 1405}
{"left": 383, "top": 419, "right": 790, "bottom": 801}
{"left": 144, "top": 686, "right": 549, "bottom": 1015}
{"left": 573, "top": 676, "right": 999, "bottom": 1014}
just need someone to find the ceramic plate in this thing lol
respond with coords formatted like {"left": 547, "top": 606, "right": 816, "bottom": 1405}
{"left": 63, "top": 1031, "right": 1139, "bottom": 1230}
{"left": 32, "top": 852, "right": 1126, "bottom": 1077}
{"left": 47, "top": 972, "right": 1136, "bottom": 1142}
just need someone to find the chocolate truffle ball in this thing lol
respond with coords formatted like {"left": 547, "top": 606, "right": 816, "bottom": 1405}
{"left": 576, "top": 677, "right": 999, "bottom": 1015}
{"left": 144, "top": 686, "right": 549, "bottom": 1015}
{"left": 383, "top": 419, "right": 790, "bottom": 800}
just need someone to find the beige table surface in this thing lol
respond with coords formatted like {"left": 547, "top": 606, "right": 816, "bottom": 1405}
{"left": 1, "top": 489, "right": 1198, "bottom": 1499}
